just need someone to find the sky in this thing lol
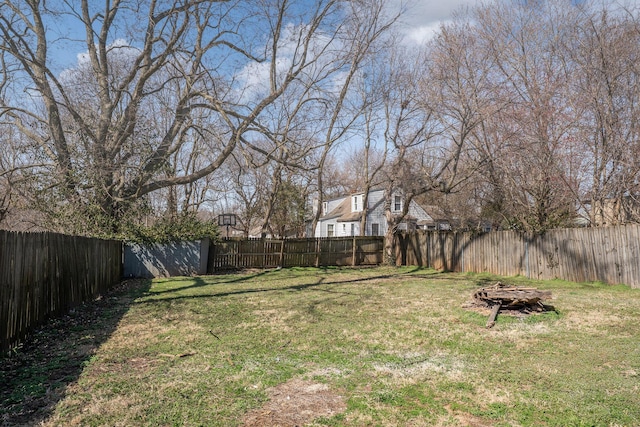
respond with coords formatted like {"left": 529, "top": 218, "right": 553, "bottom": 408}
{"left": 46, "top": 0, "right": 476, "bottom": 69}
{"left": 396, "top": 0, "right": 640, "bottom": 43}
{"left": 43, "top": 0, "right": 640, "bottom": 71}
{"left": 392, "top": 0, "right": 477, "bottom": 44}
{"left": 36, "top": 0, "right": 481, "bottom": 131}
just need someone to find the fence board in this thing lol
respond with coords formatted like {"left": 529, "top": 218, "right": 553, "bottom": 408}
{"left": 1, "top": 231, "right": 122, "bottom": 351}
{"left": 395, "top": 225, "right": 640, "bottom": 288}
{"left": 208, "top": 237, "right": 384, "bottom": 272}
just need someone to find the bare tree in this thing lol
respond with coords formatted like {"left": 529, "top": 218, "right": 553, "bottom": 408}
{"left": 213, "top": 153, "right": 269, "bottom": 237}
{"left": 568, "top": 3, "right": 640, "bottom": 225}
{"left": 352, "top": 45, "right": 392, "bottom": 236}
{"left": 376, "top": 47, "right": 440, "bottom": 264}
{"left": 421, "top": 13, "right": 499, "bottom": 230}
{"left": 0, "top": 124, "right": 17, "bottom": 225}
{"left": 376, "top": 36, "right": 485, "bottom": 263}
{"left": 308, "top": 0, "right": 399, "bottom": 237}
{"left": 451, "top": 0, "right": 582, "bottom": 232}
{"left": 0, "top": 0, "right": 364, "bottom": 236}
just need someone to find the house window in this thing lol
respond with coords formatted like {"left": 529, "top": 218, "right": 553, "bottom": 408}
{"left": 322, "top": 202, "right": 328, "bottom": 215}
{"left": 327, "top": 224, "right": 334, "bottom": 237}
{"left": 371, "top": 223, "right": 379, "bottom": 236}
{"left": 353, "top": 195, "right": 362, "bottom": 212}
{"left": 343, "top": 224, "right": 346, "bottom": 234}
{"left": 350, "top": 223, "right": 355, "bottom": 236}
{"left": 394, "top": 195, "right": 402, "bottom": 211}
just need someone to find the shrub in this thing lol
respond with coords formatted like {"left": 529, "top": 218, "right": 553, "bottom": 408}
{"left": 120, "top": 213, "right": 219, "bottom": 244}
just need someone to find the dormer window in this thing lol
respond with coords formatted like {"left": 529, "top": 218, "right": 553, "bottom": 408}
{"left": 394, "top": 195, "right": 402, "bottom": 212}
{"left": 352, "top": 194, "right": 363, "bottom": 212}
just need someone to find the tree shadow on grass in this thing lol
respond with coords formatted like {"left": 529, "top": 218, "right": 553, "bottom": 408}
{"left": 147, "top": 266, "right": 429, "bottom": 298}
{"left": 136, "top": 273, "right": 406, "bottom": 305}
{"left": 0, "top": 279, "right": 151, "bottom": 426}
{"left": 148, "top": 269, "right": 272, "bottom": 295}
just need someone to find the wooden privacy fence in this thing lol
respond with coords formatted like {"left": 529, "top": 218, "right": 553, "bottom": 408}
{"left": 0, "top": 231, "right": 122, "bottom": 351}
{"left": 208, "top": 236, "right": 384, "bottom": 271}
{"left": 395, "top": 225, "right": 640, "bottom": 289}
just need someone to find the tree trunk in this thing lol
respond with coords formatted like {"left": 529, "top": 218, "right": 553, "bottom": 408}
{"left": 382, "top": 186, "right": 397, "bottom": 265}
{"left": 259, "top": 163, "right": 283, "bottom": 238}
{"left": 383, "top": 225, "right": 396, "bottom": 266}
{"left": 359, "top": 189, "right": 370, "bottom": 236}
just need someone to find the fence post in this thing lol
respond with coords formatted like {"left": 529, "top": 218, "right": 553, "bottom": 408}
{"left": 525, "top": 237, "right": 530, "bottom": 279}
{"left": 352, "top": 236, "right": 357, "bottom": 266}
{"left": 210, "top": 241, "right": 216, "bottom": 274}
{"left": 279, "top": 239, "right": 285, "bottom": 268}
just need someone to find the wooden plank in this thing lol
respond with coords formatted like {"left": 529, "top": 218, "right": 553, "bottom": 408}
{"left": 1, "top": 231, "right": 122, "bottom": 351}
{"left": 352, "top": 237, "right": 358, "bottom": 266}
{"left": 627, "top": 225, "right": 640, "bottom": 287}
{"left": 208, "top": 237, "right": 384, "bottom": 270}
{"left": 486, "top": 303, "right": 501, "bottom": 329}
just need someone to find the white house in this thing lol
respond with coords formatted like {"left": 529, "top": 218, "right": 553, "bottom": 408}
{"left": 313, "top": 189, "right": 437, "bottom": 237}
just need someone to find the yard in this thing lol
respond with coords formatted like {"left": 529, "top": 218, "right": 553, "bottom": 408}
{"left": 2, "top": 266, "right": 639, "bottom": 426}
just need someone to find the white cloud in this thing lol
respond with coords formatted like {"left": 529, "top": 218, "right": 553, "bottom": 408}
{"left": 234, "top": 23, "right": 339, "bottom": 104}
{"left": 73, "top": 38, "right": 135, "bottom": 65}
{"left": 390, "top": 0, "right": 483, "bottom": 43}
{"left": 402, "top": 0, "right": 474, "bottom": 25}
{"left": 404, "top": 20, "right": 449, "bottom": 44}
{"left": 59, "top": 38, "right": 141, "bottom": 85}
{"left": 236, "top": 56, "right": 294, "bottom": 100}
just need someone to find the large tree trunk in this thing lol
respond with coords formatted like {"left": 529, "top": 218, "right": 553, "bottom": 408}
{"left": 382, "top": 186, "right": 397, "bottom": 265}
{"left": 383, "top": 224, "right": 396, "bottom": 266}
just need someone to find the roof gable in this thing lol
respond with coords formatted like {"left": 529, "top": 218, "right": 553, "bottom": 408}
{"left": 321, "top": 197, "right": 361, "bottom": 221}
{"left": 320, "top": 189, "right": 429, "bottom": 223}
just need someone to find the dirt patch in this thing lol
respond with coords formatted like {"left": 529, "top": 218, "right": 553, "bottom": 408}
{"left": 443, "top": 405, "right": 495, "bottom": 427}
{"left": 242, "top": 378, "right": 346, "bottom": 427}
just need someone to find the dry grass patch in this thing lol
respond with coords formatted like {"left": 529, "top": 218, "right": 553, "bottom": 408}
{"left": 372, "top": 351, "right": 467, "bottom": 384}
{"left": 242, "top": 377, "right": 346, "bottom": 427}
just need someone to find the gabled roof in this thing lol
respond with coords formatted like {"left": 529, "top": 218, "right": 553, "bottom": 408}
{"left": 320, "top": 192, "right": 384, "bottom": 222}
{"left": 320, "top": 197, "right": 355, "bottom": 221}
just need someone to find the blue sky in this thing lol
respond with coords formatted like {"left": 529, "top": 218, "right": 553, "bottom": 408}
{"left": 45, "top": 1, "right": 475, "bottom": 71}
{"left": 45, "top": 0, "right": 640, "bottom": 71}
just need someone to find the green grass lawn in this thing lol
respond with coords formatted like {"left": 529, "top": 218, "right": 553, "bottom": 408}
{"left": 2, "top": 266, "right": 640, "bottom": 426}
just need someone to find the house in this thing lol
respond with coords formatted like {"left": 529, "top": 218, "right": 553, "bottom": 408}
{"left": 313, "top": 189, "right": 438, "bottom": 237}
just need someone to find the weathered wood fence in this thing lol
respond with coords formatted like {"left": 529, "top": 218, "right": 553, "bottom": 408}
{"left": 208, "top": 237, "right": 384, "bottom": 272}
{"left": 5, "top": 226, "right": 638, "bottom": 351}
{"left": 395, "top": 225, "right": 640, "bottom": 289}
{"left": 1, "top": 231, "right": 122, "bottom": 351}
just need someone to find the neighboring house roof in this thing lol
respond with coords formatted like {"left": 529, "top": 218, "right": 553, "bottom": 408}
{"left": 320, "top": 189, "right": 424, "bottom": 223}
{"left": 416, "top": 205, "right": 448, "bottom": 225}
{"left": 321, "top": 196, "right": 385, "bottom": 222}
{"left": 319, "top": 198, "right": 348, "bottom": 221}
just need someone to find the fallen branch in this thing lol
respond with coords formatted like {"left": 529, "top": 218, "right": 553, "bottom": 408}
{"left": 486, "top": 303, "right": 501, "bottom": 329}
